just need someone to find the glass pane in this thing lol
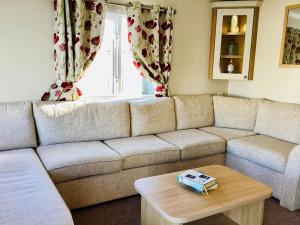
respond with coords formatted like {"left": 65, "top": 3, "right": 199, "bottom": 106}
{"left": 120, "top": 14, "right": 155, "bottom": 97}
{"left": 77, "top": 16, "right": 115, "bottom": 97}
{"left": 219, "top": 15, "right": 247, "bottom": 74}
{"left": 120, "top": 16, "right": 143, "bottom": 97}
{"left": 142, "top": 79, "right": 155, "bottom": 95}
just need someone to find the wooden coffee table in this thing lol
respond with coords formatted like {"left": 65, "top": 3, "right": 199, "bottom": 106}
{"left": 135, "top": 165, "right": 272, "bottom": 225}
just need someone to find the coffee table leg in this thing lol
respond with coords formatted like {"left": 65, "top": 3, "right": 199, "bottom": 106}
{"left": 141, "top": 197, "right": 182, "bottom": 225}
{"left": 224, "top": 200, "right": 265, "bottom": 225}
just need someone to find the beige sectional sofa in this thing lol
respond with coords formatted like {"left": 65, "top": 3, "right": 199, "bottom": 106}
{"left": 1, "top": 95, "right": 300, "bottom": 225}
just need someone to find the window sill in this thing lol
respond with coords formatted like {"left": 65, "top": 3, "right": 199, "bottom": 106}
{"left": 80, "top": 95, "right": 156, "bottom": 102}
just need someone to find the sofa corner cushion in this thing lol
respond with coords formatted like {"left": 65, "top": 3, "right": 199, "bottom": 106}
{"left": 130, "top": 98, "right": 176, "bottom": 136}
{"left": 157, "top": 129, "right": 226, "bottom": 160}
{"left": 227, "top": 135, "right": 295, "bottom": 173}
{"left": 0, "top": 148, "right": 73, "bottom": 225}
{"left": 255, "top": 99, "right": 300, "bottom": 144}
{"left": 37, "top": 141, "right": 122, "bottom": 183}
{"left": 104, "top": 135, "right": 180, "bottom": 169}
{"left": 0, "top": 102, "right": 37, "bottom": 151}
{"left": 174, "top": 95, "right": 214, "bottom": 130}
{"left": 200, "top": 126, "right": 256, "bottom": 140}
{"left": 213, "top": 96, "right": 259, "bottom": 131}
{"left": 33, "top": 100, "right": 130, "bottom": 145}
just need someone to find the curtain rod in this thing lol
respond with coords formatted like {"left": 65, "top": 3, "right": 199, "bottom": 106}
{"left": 105, "top": 1, "right": 177, "bottom": 14}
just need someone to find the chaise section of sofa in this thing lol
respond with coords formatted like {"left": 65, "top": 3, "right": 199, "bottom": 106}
{"left": 0, "top": 149, "right": 73, "bottom": 225}
{"left": 225, "top": 99, "right": 300, "bottom": 211}
{"left": 226, "top": 135, "right": 295, "bottom": 199}
{"left": 0, "top": 102, "right": 73, "bottom": 225}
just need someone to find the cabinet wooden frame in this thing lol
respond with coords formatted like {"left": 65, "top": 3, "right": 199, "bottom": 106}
{"left": 208, "top": 7, "right": 260, "bottom": 80}
{"left": 279, "top": 4, "right": 300, "bottom": 68}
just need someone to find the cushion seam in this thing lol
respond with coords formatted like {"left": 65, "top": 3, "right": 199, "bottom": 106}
{"left": 118, "top": 148, "right": 180, "bottom": 158}
{"left": 177, "top": 140, "right": 225, "bottom": 149}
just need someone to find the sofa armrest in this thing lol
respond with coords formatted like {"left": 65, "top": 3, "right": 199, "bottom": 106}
{"left": 281, "top": 145, "right": 300, "bottom": 211}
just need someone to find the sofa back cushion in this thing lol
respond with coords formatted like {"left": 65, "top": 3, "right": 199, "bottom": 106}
{"left": 33, "top": 101, "right": 130, "bottom": 145}
{"left": 0, "top": 102, "right": 37, "bottom": 151}
{"left": 130, "top": 98, "right": 176, "bottom": 136}
{"left": 174, "top": 95, "right": 214, "bottom": 130}
{"left": 255, "top": 100, "right": 300, "bottom": 144}
{"left": 213, "top": 96, "right": 259, "bottom": 131}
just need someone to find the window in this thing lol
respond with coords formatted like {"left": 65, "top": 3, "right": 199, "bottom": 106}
{"left": 78, "top": 7, "right": 154, "bottom": 98}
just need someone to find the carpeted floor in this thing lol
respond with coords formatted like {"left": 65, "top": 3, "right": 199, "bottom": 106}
{"left": 72, "top": 195, "right": 300, "bottom": 225}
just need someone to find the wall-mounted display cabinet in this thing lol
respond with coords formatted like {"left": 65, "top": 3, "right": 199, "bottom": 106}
{"left": 209, "top": 1, "right": 262, "bottom": 80}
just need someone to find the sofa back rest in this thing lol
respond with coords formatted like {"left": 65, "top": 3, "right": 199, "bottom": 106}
{"left": 174, "top": 95, "right": 214, "bottom": 130}
{"left": 255, "top": 100, "right": 300, "bottom": 144}
{"left": 33, "top": 100, "right": 130, "bottom": 145}
{"left": 213, "top": 96, "right": 259, "bottom": 131}
{"left": 130, "top": 98, "right": 176, "bottom": 136}
{"left": 0, "top": 102, "right": 37, "bottom": 151}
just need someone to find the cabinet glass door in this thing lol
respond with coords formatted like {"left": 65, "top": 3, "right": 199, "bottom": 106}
{"left": 213, "top": 8, "right": 254, "bottom": 80}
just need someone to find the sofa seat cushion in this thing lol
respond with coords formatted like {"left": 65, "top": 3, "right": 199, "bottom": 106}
{"left": 0, "top": 149, "right": 73, "bottom": 225}
{"left": 200, "top": 127, "right": 257, "bottom": 141}
{"left": 173, "top": 95, "right": 214, "bottom": 130}
{"left": 37, "top": 142, "right": 122, "bottom": 183}
{"left": 157, "top": 129, "right": 226, "bottom": 160}
{"left": 104, "top": 135, "right": 180, "bottom": 169}
{"left": 227, "top": 135, "right": 296, "bottom": 173}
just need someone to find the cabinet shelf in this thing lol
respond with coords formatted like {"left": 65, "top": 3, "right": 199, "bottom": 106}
{"left": 222, "top": 32, "right": 246, "bottom": 36}
{"left": 221, "top": 55, "right": 243, "bottom": 59}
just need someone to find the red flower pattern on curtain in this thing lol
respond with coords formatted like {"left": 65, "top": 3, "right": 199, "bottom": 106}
{"left": 41, "top": 0, "right": 106, "bottom": 101}
{"left": 127, "top": 2, "right": 175, "bottom": 97}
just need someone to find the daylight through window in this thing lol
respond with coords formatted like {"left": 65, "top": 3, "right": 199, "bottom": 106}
{"left": 78, "top": 7, "right": 155, "bottom": 98}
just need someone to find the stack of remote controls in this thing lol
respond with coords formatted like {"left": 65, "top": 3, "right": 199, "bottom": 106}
{"left": 177, "top": 170, "right": 218, "bottom": 195}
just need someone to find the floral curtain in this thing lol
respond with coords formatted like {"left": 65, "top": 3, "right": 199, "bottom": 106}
{"left": 127, "top": 2, "right": 175, "bottom": 97}
{"left": 283, "top": 27, "right": 300, "bottom": 65}
{"left": 42, "top": 0, "right": 106, "bottom": 101}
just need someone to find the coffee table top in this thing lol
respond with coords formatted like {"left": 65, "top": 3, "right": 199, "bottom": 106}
{"left": 135, "top": 165, "right": 272, "bottom": 224}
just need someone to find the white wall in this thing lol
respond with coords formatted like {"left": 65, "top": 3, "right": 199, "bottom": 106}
{"left": 0, "top": 0, "right": 228, "bottom": 102}
{"left": 0, "top": 0, "right": 54, "bottom": 103}
{"left": 228, "top": 0, "right": 300, "bottom": 104}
